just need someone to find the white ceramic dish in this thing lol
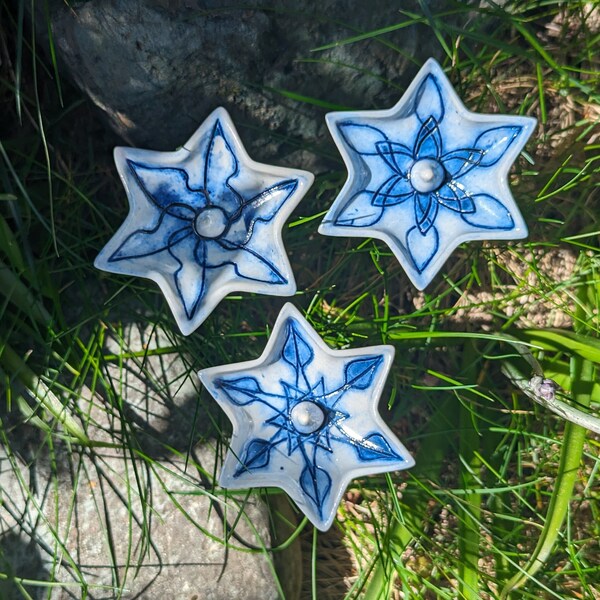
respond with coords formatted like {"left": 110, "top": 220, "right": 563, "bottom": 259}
{"left": 319, "top": 58, "right": 536, "bottom": 289}
{"left": 198, "top": 303, "right": 414, "bottom": 531}
{"left": 95, "top": 107, "right": 313, "bottom": 334}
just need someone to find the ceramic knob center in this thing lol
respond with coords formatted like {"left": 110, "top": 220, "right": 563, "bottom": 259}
{"left": 410, "top": 158, "right": 445, "bottom": 193}
{"left": 290, "top": 401, "right": 325, "bottom": 434}
{"left": 194, "top": 207, "right": 228, "bottom": 239}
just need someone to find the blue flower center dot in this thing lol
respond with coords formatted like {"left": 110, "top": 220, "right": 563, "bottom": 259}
{"left": 290, "top": 401, "right": 325, "bottom": 434}
{"left": 194, "top": 206, "right": 228, "bottom": 239}
{"left": 410, "top": 158, "right": 445, "bottom": 193}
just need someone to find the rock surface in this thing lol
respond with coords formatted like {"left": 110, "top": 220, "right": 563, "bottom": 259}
{"left": 41, "top": 0, "right": 447, "bottom": 165}
{"left": 0, "top": 323, "right": 299, "bottom": 599}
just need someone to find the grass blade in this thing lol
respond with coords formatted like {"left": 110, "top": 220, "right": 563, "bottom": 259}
{"left": 457, "top": 344, "right": 482, "bottom": 599}
{"left": 500, "top": 356, "right": 593, "bottom": 598}
{"left": 14, "top": 0, "right": 25, "bottom": 122}
{"left": 0, "top": 343, "right": 90, "bottom": 444}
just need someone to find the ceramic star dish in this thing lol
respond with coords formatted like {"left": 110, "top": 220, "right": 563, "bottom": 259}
{"left": 95, "top": 107, "right": 314, "bottom": 335}
{"left": 319, "top": 58, "right": 536, "bottom": 289}
{"left": 198, "top": 303, "right": 414, "bottom": 531}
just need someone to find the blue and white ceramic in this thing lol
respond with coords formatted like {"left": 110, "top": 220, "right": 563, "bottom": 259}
{"left": 95, "top": 108, "right": 314, "bottom": 335}
{"left": 198, "top": 303, "right": 414, "bottom": 531}
{"left": 319, "top": 58, "right": 536, "bottom": 290}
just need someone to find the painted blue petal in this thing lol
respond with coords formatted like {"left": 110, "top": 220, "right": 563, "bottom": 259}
{"left": 435, "top": 182, "right": 475, "bottom": 214}
{"left": 205, "top": 120, "right": 238, "bottom": 193}
{"left": 215, "top": 239, "right": 287, "bottom": 284}
{"left": 282, "top": 322, "right": 313, "bottom": 369}
{"left": 234, "top": 438, "right": 273, "bottom": 476}
{"left": 372, "top": 176, "right": 414, "bottom": 207}
{"left": 406, "top": 225, "right": 439, "bottom": 273}
{"left": 415, "top": 193, "right": 439, "bottom": 234}
{"left": 441, "top": 148, "right": 484, "bottom": 178}
{"left": 474, "top": 126, "right": 522, "bottom": 166}
{"left": 128, "top": 161, "right": 207, "bottom": 212}
{"left": 375, "top": 141, "right": 414, "bottom": 175}
{"left": 337, "top": 122, "right": 388, "bottom": 155}
{"left": 461, "top": 194, "right": 515, "bottom": 230}
{"left": 344, "top": 356, "right": 383, "bottom": 390}
{"left": 414, "top": 73, "right": 445, "bottom": 123}
{"left": 217, "top": 376, "right": 263, "bottom": 405}
{"left": 355, "top": 433, "right": 402, "bottom": 462}
{"left": 231, "top": 179, "right": 298, "bottom": 245}
{"left": 169, "top": 238, "right": 208, "bottom": 319}
{"left": 204, "top": 120, "right": 243, "bottom": 215}
{"left": 300, "top": 464, "right": 332, "bottom": 514}
{"left": 414, "top": 117, "right": 443, "bottom": 160}
{"left": 109, "top": 212, "right": 193, "bottom": 261}
{"left": 242, "top": 179, "right": 298, "bottom": 217}
{"left": 333, "top": 191, "right": 384, "bottom": 228}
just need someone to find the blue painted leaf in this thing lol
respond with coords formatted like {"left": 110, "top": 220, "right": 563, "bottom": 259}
{"left": 371, "top": 175, "right": 413, "bottom": 207}
{"left": 217, "top": 239, "right": 287, "bottom": 285}
{"left": 169, "top": 238, "right": 208, "bottom": 319}
{"left": 337, "top": 122, "right": 388, "bottom": 155}
{"left": 414, "top": 73, "right": 445, "bottom": 123}
{"left": 234, "top": 438, "right": 272, "bottom": 476}
{"left": 109, "top": 213, "right": 192, "bottom": 262}
{"left": 282, "top": 322, "right": 314, "bottom": 369}
{"left": 355, "top": 433, "right": 402, "bottom": 462}
{"left": 474, "top": 126, "right": 522, "bottom": 166}
{"left": 344, "top": 356, "right": 383, "bottom": 390}
{"left": 435, "top": 182, "right": 475, "bottom": 214}
{"left": 232, "top": 179, "right": 299, "bottom": 246}
{"left": 128, "top": 161, "right": 207, "bottom": 212}
{"left": 414, "top": 117, "right": 443, "bottom": 160}
{"left": 406, "top": 225, "right": 439, "bottom": 273}
{"left": 461, "top": 194, "right": 514, "bottom": 230}
{"left": 217, "top": 376, "right": 264, "bottom": 405}
{"left": 415, "top": 193, "right": 439, "bottom": 234}
{"left": 375, "top": 141, "right": 414, "bottom": 176}
{"left": 300, "top": 464, "right": 332, "bottom": 512}
{"left": 334, "top": 191, "right": 384, "bottom": 228}
{"left": 441, "top": 148, "right": 483, "bottom": 178}
{"left": 204, "top": 120, "right": 240, "bottom": 212}
{"left": 243, "top": 179, "right": 298, "bottom": 222}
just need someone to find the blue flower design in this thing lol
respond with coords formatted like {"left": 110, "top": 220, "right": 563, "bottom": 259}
{"left": 199, "top": 304, "right": 413, "bottom": 530}
{"left": 108, "top": 122, "right": 297, "bottom": 319}
{"left": 95, "top": 108, "right": 313, "bottom": 334}
{"left": 320, "top": 59, "right": 536, "bottom": 289}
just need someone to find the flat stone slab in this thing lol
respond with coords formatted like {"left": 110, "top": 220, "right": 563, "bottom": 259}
{"left": 0, "top": 323, "right": 293, "bottom": 599}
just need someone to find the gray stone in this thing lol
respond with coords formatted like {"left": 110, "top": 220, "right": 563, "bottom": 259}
{"left": 0, "top": 323, "right": 300, "bottom": 599}
{"left": 40, "top": 0, "right": 447, "bottom": 165}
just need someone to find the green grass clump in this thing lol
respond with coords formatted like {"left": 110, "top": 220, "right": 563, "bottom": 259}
{"left": 1, "top": 1, "right": 599, "bottom": 599}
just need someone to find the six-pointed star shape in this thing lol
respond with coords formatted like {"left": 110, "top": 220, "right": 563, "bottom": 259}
{"left": 198, "top": 303, "right": 414, "bottom": 531}
{"left": 319, "top": 58, "right": 536, "bottom": 290}
{"left": 95, "top": 107, "right": 314, "bottom": 335}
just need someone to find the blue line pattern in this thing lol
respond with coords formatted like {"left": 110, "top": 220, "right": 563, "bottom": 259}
{"left": 215, "top": 319, "right": 403, "bottom": 520}
{"left": 107, "top": 120, "right": 298, "bottom": 320}
{"left": 333, "top": 73, "right": 522, "bottom": 274}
